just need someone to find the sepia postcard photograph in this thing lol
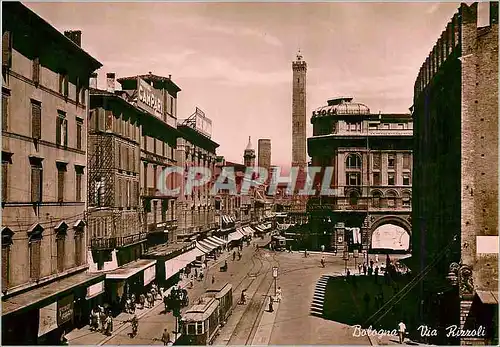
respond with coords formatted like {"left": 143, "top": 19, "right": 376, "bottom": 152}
{"left": 1, "top": 1, "right": 498, "bottom": 346}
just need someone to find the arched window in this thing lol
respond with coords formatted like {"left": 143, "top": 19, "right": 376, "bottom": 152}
{"left": 386, "top": 191, "right": 397, "bottom": 208}
{"left": 402, "top": 192, "right": 411, "bottom": 207}
{"left": 372, "top": 191, "right": 382, "bottom": 208}
{"left": 349, "top": 191, "right": 359, "bottom": 206}
{"left": 346, "top": 154, "right": 361, "bottom": 169}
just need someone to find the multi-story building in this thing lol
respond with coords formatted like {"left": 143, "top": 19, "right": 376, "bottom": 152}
{"left": 306, "top": 97, "right": 412, "bottom": 253}
{"left": 1, "top": 3, "right": 102, "bottom": 344}
{"left": 86, "top": 73, "right": 181, "bottom": 307}
{"left": 176, "top": 107, "right": 219, "bottom": 242}
{"left": 412, "top": 2, "right": 498, "bottom": 345}
{"left": 117, "top": 73, "right": 181, "bottom": 244}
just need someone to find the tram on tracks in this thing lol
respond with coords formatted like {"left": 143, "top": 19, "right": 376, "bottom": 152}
{"left": 271, "top": 235, "right": 287, "bottom": 251}
{"left": 205, "top": 282, "right": 233, "bottom": 324}
{"left": 178, "top": 282, "right": 233, "bottom": 345}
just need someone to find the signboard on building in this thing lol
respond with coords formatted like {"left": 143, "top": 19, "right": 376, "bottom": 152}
{"left": 144, "top": 265, "right": 156, "bottom": 286}
{"left": 86, "top": 281, "right": 105, "bottom": 300}
{"left": 57, "top": 294, "right": 74, "bottom": 326}
{"left": 194, "top": 107, "right": 212, "bottom": 138}
{"left": 38, "top": 302, "right": 58, "bottom": 337}
{"left": 137, "top": 77, "right": 163, "bottom": 120}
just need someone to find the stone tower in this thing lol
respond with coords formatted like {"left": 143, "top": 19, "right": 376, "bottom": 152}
{"left": 258, "top": 139, "right": 271, "bottom": 170}
{"left": 292, "top": 50, "right": 307, "bottom": 168}
{"left": 244, "top": 136, "right": 256, "bottom": 167}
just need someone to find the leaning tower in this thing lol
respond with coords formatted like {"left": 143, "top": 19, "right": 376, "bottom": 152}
{"left": 292, "top": 50, "right": 307, "bottom": 168}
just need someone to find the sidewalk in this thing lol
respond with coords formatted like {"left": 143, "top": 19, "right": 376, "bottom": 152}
{"left": 67, "top": 249, "right": 233, "bottom": 345}
{"left": 250, "top": 296, "right": 280, "bottom": 346}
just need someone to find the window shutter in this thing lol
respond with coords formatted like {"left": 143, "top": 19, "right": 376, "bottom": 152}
{"left": 76, "top": 122, "right": 82, "bottom": 150}
{"left": 56, "top": 236, "right": 65, "bottom": 272}
{"left": 56, "top": 117, "right": 61, "bottom": 144}
{"left": 2, "top": 161, "right": 7, "bottom": 202}
{"left": 57, "top": 169, "right": 64, "bottom": 202}
{"left": 62, "top": 119, "right": 68, "bottom": 146}
{"left": 2, "top": 246, "right": 9, "bottom": 289}
{"left": 76, "top": 172, "right": 82, "bottom": 202}
{"left": 32, "top": 103, "right": 41, "bottom": 139}
{"left": 31, "top": 167, "right": 41, "bottom": 202}
{"left": 30, "top": 241, "right": 41, "bottom": 279}
{"left": 33, "top": 58, "right": 40, "bottom": 85}
{"left": 2, "top": 94, "right": 8, "bottom": 131}
{"left": 2, "top": 31, "right": 12, "bottom": 68}
{"left": 75, "top": 233, "right": 82, "bottom": 266}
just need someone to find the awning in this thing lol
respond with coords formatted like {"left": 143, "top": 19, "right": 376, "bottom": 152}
{"left": 106, "top": 259, "right": 157, "bottom": 280}
{"left": 202, "top": 238, "right": 221, "bottom": 249}
{"left": 476, "top": 290, "right": 499, "bottom": 304}
{"left": 254, "top": 225, "right": 264, "bottom": 232}
{"left": 208, "top": 236, "right": 226, "bottom": 246}
{"left": 228, "top": 231, "right": 244, "bottom": 242}
{"left": 237, "top": 228, "right": 247, "bottom": 237}
{"left": 165, "top": 248, "right": 204, "bottom": 280}
{"left": 196, "top": 240, "right": 216, "bottom": 254}
{"left": 243, "top": 226, "right": 254, "bottom": 236}
{"left": 2, "top": 271, "right": 105, "bottom": 317}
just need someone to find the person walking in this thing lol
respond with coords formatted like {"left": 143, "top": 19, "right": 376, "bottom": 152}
{"left": 232, "top": 251, "right": 236, "bottom": 261}
{"left": 398, "top": 321, "right": 407, "bottom": 344}
{"left": 358, "top": 264, "right": 362, "bottom": 274}
{"left": 212, "top": 275, "right": 215, "bottom": 284}
{"left": 321, "top": 256, "right": 325, "bottom": 268}
{"left": 276, "top": 287, "right": 282, "bottom": 302}
{"left": 321, "top": 244, "right": 325, "bottom": 252}
{"left": 268, "top": 295, "right": 274, "bottom": 312}
{"left": 161, "top": 328, "right": 171, "bottom": 346}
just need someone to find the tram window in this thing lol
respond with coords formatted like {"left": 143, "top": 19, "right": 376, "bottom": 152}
{"left": 196, "top": 322, "right": 204, "bottom": 335}
{"left": 187, "top": 324, "right": 196, "bottom": 335}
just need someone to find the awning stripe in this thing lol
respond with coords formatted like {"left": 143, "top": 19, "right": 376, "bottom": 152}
{"left": 208, "top": 236, "right": 226, "bottom": 246}
{"left": 198, "top": 240, "right": 217, "bottom": 252}
{"left": 228, "top": 231, "right": 244, "bottom": 242}
{"left": 196, "top": 242, "right": 213, "bottom": 254}
{"left": 202, "top": 238, "right": 221, "bottom": 249}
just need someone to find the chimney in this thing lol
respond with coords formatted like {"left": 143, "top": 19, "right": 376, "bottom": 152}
{"left": 168, "top": 74, "right": 172, "bottom": 79}
{"left": 89, "top": 72, "right": 98, "bottom": 89}
{"left": 64, "top": 30, "right": 82, "bottom": 47}
{"left": 106, "top": 73, "right": 115, "bottom": 93}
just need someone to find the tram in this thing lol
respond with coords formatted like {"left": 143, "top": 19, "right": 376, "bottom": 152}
{"left": 271, "top": 235, "right": 287, "bottom": 251}
{"left": 179, "top": 297, "right": 220, "bottom": 345}
{"left": 205, "top": 282, "right": 233, "bottom": 324}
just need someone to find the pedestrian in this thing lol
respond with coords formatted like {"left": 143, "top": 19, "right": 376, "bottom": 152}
{"left": 375, "top": 254, "right": 379, "bottom": 264}
{"left": 368, "top": 266, "right": 373, "bottom": 276}
{"left": 289, "top": 245, "right": 292, "bottom": 253}
{"left": 276, "top": 287, "right": 282, "bottom": 302}
{"left": 240, "top": 290, "right": 247, "bottom": 304}
{"left": 304, "top": 249, "right": 308, "bottom": 258}
{"left": 321, "top": 244, "right": 325, "bottom": 252}
{"left": 375, "top": 266, "right": 379, "bottom": 281}
{"left": 398, "top": 321, "right": 407, "bottom": 344}
{"left": 212, "top": 275, "right": 215, "bottom": 284}
{"left": 363, "top": 263, "right": 367, "bottom": 275}
{"left": 232, "top": 251, "right": 236, "bottom": 261}
{"left": 321, "top": 257, "right": 325, "bottom": 268}
{"left": 268, "top": 295, "right": 274, "bottom": 312}
{"left": 161, "top": 328, "right": 171, "bottom": 346}
{"left": 358, "top": 264, "right": 362, "bottom": 274}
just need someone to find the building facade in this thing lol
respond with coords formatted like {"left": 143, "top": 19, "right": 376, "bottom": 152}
{"left": 412, "top": 2, "right": 498, "bottom": 345}
{"left": 257, "top": 138, "right": 271, "bottom": 170}
{"left": 307, "top": 97, "right": 412, "bottom": 253}
{"left": 176, "top": 108, "right": 219, "bottom": 242}
{"left": 1, "top": 3, "right": 103, "bottom": 344}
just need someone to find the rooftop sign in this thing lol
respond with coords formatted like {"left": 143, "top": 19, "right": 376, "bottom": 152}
{"left": 137, "top": 77, "right": 163, "bottom": 120}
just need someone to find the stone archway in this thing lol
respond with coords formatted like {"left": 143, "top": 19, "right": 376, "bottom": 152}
{"left": 368, "top": 215, "right": 411, "bottom": 252}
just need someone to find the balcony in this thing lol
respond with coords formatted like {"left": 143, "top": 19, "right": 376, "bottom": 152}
{"left": 141, "top": 187, "right": 177, "bottom": 199}
{"left": 148, "top": 219, "right": 178, "bottom": 232}
{"left": 90, "top": 232, "right": 148, "bottom": 250}
{"left": 307, "top": 196, "right": 411, "bottom": 212}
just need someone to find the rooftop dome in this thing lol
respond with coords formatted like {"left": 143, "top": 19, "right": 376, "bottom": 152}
{"left": 312, "top": 97, "right": 370, "bottom": 118}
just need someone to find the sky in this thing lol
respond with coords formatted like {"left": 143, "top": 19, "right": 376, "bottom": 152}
{"left": 25, "top": 1, "right": 463, "bottom": 168}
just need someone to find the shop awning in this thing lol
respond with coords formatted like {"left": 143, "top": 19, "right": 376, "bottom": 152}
{"left": 236, "top": 228, "right": 247, "bottom": 237}
{"left": 196, "top": 240, "right": 215, "bottom": 254}
{"left": 209, "top": 236, "right": 226, "bottom": 246}
{"left": 243, "top": 226, "right": 254, "bottom": 236}
{"left": 228, "top": 231, "right": 244, "bottom": 242}
{"left": 254, "top": 225, "right": 264, "bottom": 232}
{"left": 202, "top": 238, "right": 221, "bottom": 249}
{"left": 476, "top": 290, "right": 499, "bottom": 304}
{"left": 199, "top": 240, "right": 217, "bottom": 252}
{"left": 106, "top": 259, "right": 157, "bottom": 280}
{"left": 2, "top": 271, "right": 105, "bottom": 317}
{"left": 165, "top": 248, "right": 204, "bottom": 280}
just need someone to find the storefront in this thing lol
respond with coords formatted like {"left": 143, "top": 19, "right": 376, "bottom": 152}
{"left": 105, "top": 259, "right": 157, "bottom": 314}
{"left": 2, "top": 271, "right": 105, "bottom": 345}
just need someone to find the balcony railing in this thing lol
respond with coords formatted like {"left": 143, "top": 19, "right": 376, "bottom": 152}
{"left": 90, "top": 232, "right": 148, "bottom": 250}
{"left": 307, "top": 196, "right": 411, "bottom": 211}
{"left": 141, "top": 187, "right": 177, "bottom": 199}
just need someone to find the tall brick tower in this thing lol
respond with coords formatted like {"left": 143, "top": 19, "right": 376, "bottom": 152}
{"left": 291, "top": 50, "right": 308, "bottom": 214}
{"left": 258, "top": 139, "right": 271, "bottom": 170}
{"left": 292, "top": 50, "right": 307, "bottom": 168}
{"left": 244, "top": 136, "right": 256, "bottom": 167}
